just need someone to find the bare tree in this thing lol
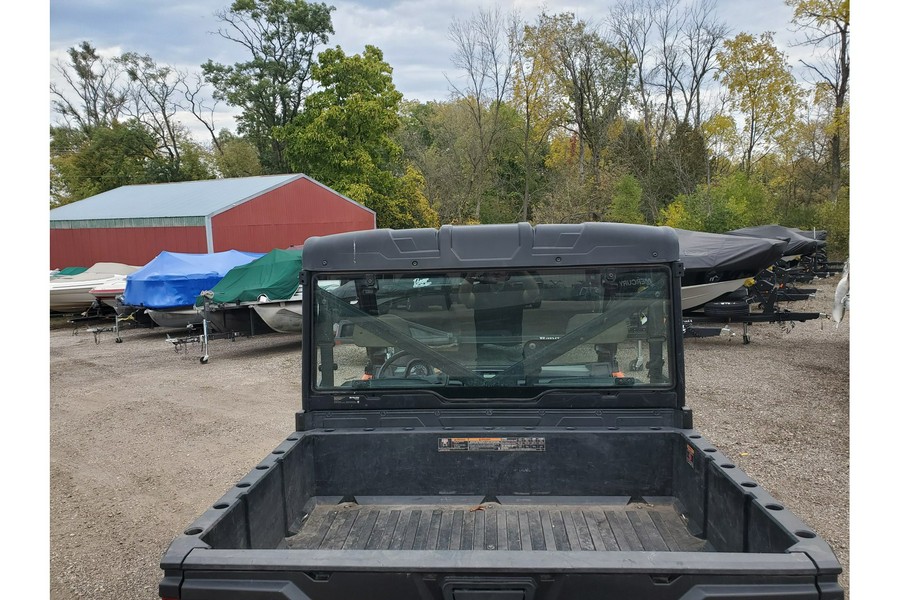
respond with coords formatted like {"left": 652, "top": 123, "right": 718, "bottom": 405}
{"left": 50, "top": 41, "right": 126, "bottom": 133}
{"left": 676, "top": 0, "right": 729, "bottom": 127}
{"left": 118, "top": 53, "right": 191, "bottom": 179}
{"left": 610, "top": 0, "right": 658, "bottom": 143}
{"left": 447, "top": 5, "right": 516, "bottom": 222}
{"left": 182, "top": 73, "right": 224, "bottom": 155}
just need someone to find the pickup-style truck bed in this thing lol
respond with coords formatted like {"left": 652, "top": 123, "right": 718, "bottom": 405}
{"left": 285, "top": 498, "right": 708, "bottom": 553}
{"left": 161, "top": 224, "right": 844, "bottom": 599}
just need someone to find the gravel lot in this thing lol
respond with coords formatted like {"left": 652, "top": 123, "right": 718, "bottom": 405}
{"left": 49, "top": 275, "right": 849, "bottom": 599}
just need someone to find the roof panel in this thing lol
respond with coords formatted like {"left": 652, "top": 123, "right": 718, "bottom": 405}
{"left": 49, "top": 175, "right": 302, "bottom": 221}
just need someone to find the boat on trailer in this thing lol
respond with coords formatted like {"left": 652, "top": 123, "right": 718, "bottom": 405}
{"left": 250, "top": 287, "right": 303, "bottom": 334}
{"left": 674, "top": 229, "right": 787, "bottom": 311}
{"left": 121, "top": 250, "right": 263, "bottom": 329}
{"left": 198, "top": 248, "right": 304, "bottom": 335}
{"left": 50, "top": 263, "right": 141, "bottom": 313}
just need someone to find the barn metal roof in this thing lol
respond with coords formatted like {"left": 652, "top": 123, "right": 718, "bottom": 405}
{"left": 49, "top": 174, "right": 306, "bottom": 222}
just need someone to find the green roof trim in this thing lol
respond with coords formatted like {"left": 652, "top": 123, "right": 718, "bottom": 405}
{"left": 50, "top": 217, "right": 207, "bottom": 229}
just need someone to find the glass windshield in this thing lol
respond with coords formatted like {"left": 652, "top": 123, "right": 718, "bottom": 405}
{"left": 312, "top": 267, "right": 673, "bottom": 398}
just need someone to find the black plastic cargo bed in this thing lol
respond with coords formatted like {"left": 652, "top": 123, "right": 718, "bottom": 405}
{"left": 285, "top": 497, "right": 709, "bottom": 553}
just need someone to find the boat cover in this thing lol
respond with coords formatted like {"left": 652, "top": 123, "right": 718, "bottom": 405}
{"left": 196, "top": 248, "right": 303, "bottom": 307}
{"left": 123, "top": 250, "right": 263, "bottom": 309}
{"left": 50, "top": 263, "right": 141, "bottom": 284}
{"left": 52, "top": 266, "right": 88, "bottom": 277}
{"left": 675, "top": 229, "right": 788, "bottom": 275}
{"left": 792, "top": 228, "right": 827, "bottom": 241}
{"left": 725, "top": 225, "right": 823, "bottom": 256}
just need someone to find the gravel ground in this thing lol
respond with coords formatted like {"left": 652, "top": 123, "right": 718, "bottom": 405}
{"left": 48, "top": 276, "right": 849, "bottom": 599}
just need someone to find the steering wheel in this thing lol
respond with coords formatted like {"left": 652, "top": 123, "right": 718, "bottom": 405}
{"left": 376, "top": 350, "right": 435, "bottom": 379}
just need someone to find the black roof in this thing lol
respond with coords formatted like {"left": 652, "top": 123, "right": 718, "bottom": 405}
{"left": 303, "top": 223, "right": 681, "bottom": 272}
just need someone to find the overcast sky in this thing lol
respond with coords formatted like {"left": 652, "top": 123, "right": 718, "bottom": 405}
{"left": 49, "top": 0, "right": 804, "bottom": 139}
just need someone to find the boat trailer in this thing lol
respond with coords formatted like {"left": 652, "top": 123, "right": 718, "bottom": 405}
{"left": 682, "top": 309, "right": 825, "bottom": 344}
{"left": 165, "top": 294, "right": 266, "bottom": 363}
{"left": 165, "top": 321, "right": 249, "bottom": 364}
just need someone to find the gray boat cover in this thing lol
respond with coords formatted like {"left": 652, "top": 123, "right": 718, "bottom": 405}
{"left": 675, "top": 228, "right": 787, "bottom": 275}
{"left": 725, "top": 224, "right": 823, "bottom": 256}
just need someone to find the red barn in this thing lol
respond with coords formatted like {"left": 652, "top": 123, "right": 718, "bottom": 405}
{"left": 49, "top": 174, "right": 376, "bottom": 268}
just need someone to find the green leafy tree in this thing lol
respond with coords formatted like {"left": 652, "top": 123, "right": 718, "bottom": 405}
{"left": 786, "top": 0, "right": 849, "bottom": 204}
{"left": 510, "top": 15, "right": 566, "bottom": 221}
{"left": 607, "top": 173, "right": 646, "bottom": 224}
{"left": 278, "top": 45, "right": 438, "bottom": 228}
{"left": 659, "top": 171, "right": 775, "bottom": 232}
{"left": 213, "top": 130, "right": 265, "bottom": 177}
{"left": 538, "top": 12, "right": 633, "bottom": 183}
{"left": 716, "top": 32, "right": 804, "bottom": 173}
{"left": 50, "top": 120, "right": 157, "bottom": 206}
{"left": 203, "top": 0, "right": 336, "bottom": 173}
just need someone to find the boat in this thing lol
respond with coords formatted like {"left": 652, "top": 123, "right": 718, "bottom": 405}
{"left": 725, "top": 224, "right": 824, "bottom": 264}
{"left": 250, "top": 287, "right": 303, "bottom": 334}
{"left": 88, "top": 275, "right": 129, "bottom": 309}
{"left": 50, "top": 263, "right": 141, "bottom": 313}
{"left": 197, "top": 248, "right": 303, "bottom": 334}
{"left": 674, "top": 229, "right": 787, "bottom": 311}
{"left": 143, "top": 307, "right": 205, "bottom": 329}
{"left": 121, "top": 250, "right": 264, "bottom": 329}
{"left": 51, "top": 266, "right": 88, "bottom": 278}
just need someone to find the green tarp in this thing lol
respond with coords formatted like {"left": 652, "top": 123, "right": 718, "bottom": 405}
{"left": 196, "top": 248, "right": 303, "bottom": 307}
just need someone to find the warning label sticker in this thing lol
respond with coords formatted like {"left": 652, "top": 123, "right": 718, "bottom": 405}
{"left": 438, "top": 437, "right": 546, "bottom": 452}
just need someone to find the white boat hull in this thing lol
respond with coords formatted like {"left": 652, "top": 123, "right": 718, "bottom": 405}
{"left": 146, "top": 308, "right": 205, "bottom": 329}
{"left": 50, "top": 285, "right": 102, "bottom": 313}
{"left": 681, "top": 279, "right": 746, "bottom": 311}
{"left": 250, "top": 300, "right": 302, "bottom": 334}
{"left": 50, "top": 264, "right": 140, "bottom": 313}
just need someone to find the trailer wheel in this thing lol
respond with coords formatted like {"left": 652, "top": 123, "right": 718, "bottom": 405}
{"left": 200, "top": 356, "right": 209, "bottom": 364}
{"left": 704, "top": 301, "right": 750, "bottom": 318}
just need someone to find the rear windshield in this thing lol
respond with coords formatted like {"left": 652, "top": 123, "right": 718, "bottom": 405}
{"left": 311, "top": 267, "right": 674, "bottom": 398}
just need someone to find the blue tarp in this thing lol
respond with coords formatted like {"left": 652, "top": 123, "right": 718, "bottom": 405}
{"left": 122, "top": 250, "right": 264, "bottom": 309}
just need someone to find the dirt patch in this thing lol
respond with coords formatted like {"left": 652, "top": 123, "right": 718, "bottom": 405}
{"left": 49, "top": 277, "right": 849, "bottom": 598}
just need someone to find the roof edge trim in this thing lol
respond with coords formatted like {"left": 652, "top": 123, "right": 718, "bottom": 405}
{"left": 50, "top": 217, "right": 206, "bottom": 229}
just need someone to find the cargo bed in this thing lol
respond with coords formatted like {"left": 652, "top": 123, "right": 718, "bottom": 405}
{"left": 285, "top": 497, "right": 710, "bottom": 552}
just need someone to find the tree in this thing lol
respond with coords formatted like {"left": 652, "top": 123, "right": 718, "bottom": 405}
{"left": 716, "top": 32, "right": 804, "bottom": 173}
{"left": 510, "top": 15, "right": 566, "bottom": 221}
{"left": 50, "top": 41, "right": 126, "bottom": 134}
{"left": 538, "top": 12, "right": 633, "bottom": 184}
{"left": 447, "top": 6, "right": 517, "bottom": 222}
{"left": 118, "top": 53, "right": 198, "bottom": 182}
{"left": 278, "top": 45, "right": 438, "bottom": 229}
{"left": 658, "top": 171, "right": 775, "bottom": 231}
{"left": 676, "top": 0, "right": 729, "bottom": 128}
{"left": 213, "top": 130, "right": 265, "bottom": 177}
{"left": 203, "top": 0, "right": 336, "bottom": 173}
{"left": 786, "top": 0, "right": 849, "bottom": 204}
{"left": 607, "top": 174, "right": 646, "bottom": 223}
{"left": 50, "top": 120, "right": 157, "bottom": 206}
